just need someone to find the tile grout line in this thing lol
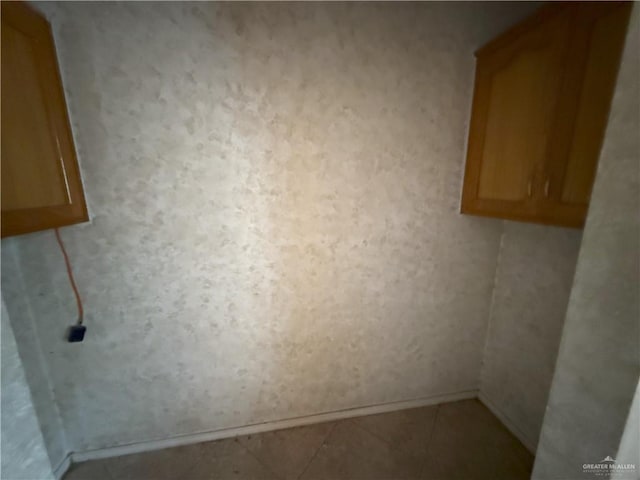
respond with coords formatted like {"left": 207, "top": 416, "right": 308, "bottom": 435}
{"left": 103, "top": 462, "right": 116, "bottom": 480}
{"left": 426, "top": 404, "right": 440, "bottom": 451}
{"left": 419, "top": 404, "right": 440, "bottom": 478}
{"left": 295, "top": 422, "right": 339, "bottom": 480}
{"left": 178, "top": 438, "right": 222, "bottom": 480}
{"left": 101, "top": 457, "right": 119, "bottom": 480}
{"left": 245, "top": 447, "right": 286, "bottom": 480}
{"left": 154, "top": 438, "right": 236, "bottom": 480}
{"left": 174, "top": 437, "right": 285, "bottom": 480}
{"left": 348, "top": 418, "right": 395, "bottom": 447}
{"left": 233, "top": 437, "right": 286, "bottom": 480}
{"left": 174, "top": 447, "right": 214, "bottom": 480}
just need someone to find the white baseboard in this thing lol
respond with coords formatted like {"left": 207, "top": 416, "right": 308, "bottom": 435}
{"left": 478, "top": 392, "right": 537, "bottom": 454}
{"left": 52, "top": 453, "right": 71, "bottom": 480}
{"left": 71, "top": 389, "right": 478, "bottom": 463}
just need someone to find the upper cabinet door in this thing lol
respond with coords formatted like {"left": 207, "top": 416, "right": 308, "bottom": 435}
{"left": 461, "top": 3, "right": 631, "bottom": 228}
{"left": 1, "top": 2, "right": 88, "bottom": 238}
{"left": 461, "top": 6, "right": 572, "bottom": 223}
{"left": 542, "top": 3, "right": 632, "bottom": 223}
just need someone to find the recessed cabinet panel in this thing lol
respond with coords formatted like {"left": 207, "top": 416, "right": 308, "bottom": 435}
{"left": 560, "top": 5, "right": 631, "bottom": 206}
{"left": 1, "top": 2, "right": 88, "bottom": 237}
{"left": 478, "top": 46, "right": 563, "bottom": 202}
{"left": 2, "top": 21, "right": 70, "bottom": 210}
{"left": 461, "top": 2, "right": 631, "bottom": 228}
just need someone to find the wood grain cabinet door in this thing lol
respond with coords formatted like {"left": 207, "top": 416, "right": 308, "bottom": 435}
{"left": 461, "top": 5, "right": 573, "bottom": 224}
{"left": 461, "top": 3, "right": 631, "bottom": 228}
{"left": 541, "top": 2, "right": 632, "bottom": 227}
{"left": 1, "top": 2, "right": 88, "bottom": 237}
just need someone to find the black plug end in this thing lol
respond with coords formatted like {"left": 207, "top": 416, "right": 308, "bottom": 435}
{"left": 67, "top": 325, "right": 86, "bottom": 343}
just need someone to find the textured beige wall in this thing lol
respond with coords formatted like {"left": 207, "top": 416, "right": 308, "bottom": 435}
{"left": 1, "top": 247, "right": 68, "bottom": 470}
{"left": 1, "top": 300, "right": 55, "bottom": 480}
{"left": 1, "top": 2, "right": 537, "bottom": 453}
{"left": 533, "top": 6, "right": 639, "bottom": 479}
{"left": 480, "top": 222, "right": 581, "bottom": 452}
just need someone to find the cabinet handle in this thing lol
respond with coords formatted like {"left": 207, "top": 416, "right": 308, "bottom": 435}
{"left": 527, "top": 178, "right": 532, "bottom": 198}
{"left": 544, "top": 178, "right": 550, "bottom": 198}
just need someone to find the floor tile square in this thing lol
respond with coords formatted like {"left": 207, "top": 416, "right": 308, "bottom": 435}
{"left": 421, "top": 400, "right": 533, "bottom": 480}
{"left": 352, "top": 405, "right": 438, "bottom": 458}
{"left": 103, "top": 439, "right": 238, "bottom": 480}
{"left": 186, "top": 447, "right": 280, "bottom": 480}
{"left": 64, "top": 460, "right": 112, "bottom": 480}
{"left": 300, "top": 419, "right": 424, "bottom": 480}
{"left": 238, "top": 422, "right": 335, "bottom": 480}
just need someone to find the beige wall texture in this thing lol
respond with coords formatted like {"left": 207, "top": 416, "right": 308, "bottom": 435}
{"left": 0, "top": 1, "right": 573, "bottom": 460}
{"left": 479, "top": 222, "right": 581, "bottom": 452}
{"left": 1, "top": 248, "right": 69, "bottom": 470}
{"left": 1, "top": 300, "right": 55, "bottom": 480}
{"left": 533, "top": 6, "right": 639, "bottom": 480}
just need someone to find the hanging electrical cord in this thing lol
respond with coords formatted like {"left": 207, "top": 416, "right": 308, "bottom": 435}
{"left": 55, "top": 228, "right": 86, "bottom": 342}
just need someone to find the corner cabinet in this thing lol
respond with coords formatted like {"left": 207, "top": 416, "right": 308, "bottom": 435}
{"left": 1, "top": 2, "right": 88, "bottom": 238}
{"left": 461, "top": 2, "right": 632, "bottom": 228}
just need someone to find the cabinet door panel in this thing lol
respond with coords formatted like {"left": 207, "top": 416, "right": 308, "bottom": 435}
{"left": 2, "top": 20, "right": 70, "bottom": 210}
{"left": 478, "top": 46, "right": 562, "bottom": 201}
{"left": 461, "top": 7, "right": 571, "bottom": 222}
{"left": 1, "top": 2, "right": 88, "bottom": 237}
{"left": 559, "top": 4, "right": 631, "bottom": 205}
{"left": 461, "top": 2, "right": 630, "bottom": 228}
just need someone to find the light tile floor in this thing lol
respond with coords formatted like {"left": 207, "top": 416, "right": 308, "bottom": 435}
{"left": 64, "top": 399, "right": 534, "bottom": 480}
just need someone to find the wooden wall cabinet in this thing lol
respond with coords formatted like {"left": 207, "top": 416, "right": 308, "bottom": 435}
{"left": 461, "top": 2, "right": 632, "bottom": 228}
{"left": 1, "top": 2, "right": 88, "bottom": 238}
